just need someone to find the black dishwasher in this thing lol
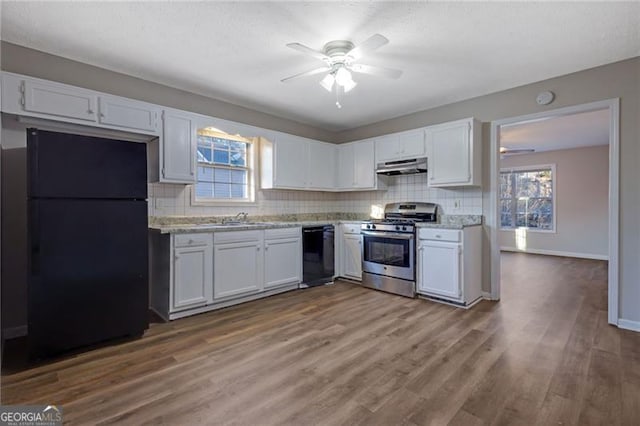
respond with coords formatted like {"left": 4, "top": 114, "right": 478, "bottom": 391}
{"left": 301, "top": 225, "right": 335, "bottom": 287}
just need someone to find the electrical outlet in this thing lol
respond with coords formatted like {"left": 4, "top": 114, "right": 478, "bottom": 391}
{"left": 453, "top": 199, "right": 462, "bottom": 211}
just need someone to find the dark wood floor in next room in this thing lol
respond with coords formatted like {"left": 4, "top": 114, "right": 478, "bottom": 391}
{"left": 2, "top": 252, "right": 639, "bottom": 425}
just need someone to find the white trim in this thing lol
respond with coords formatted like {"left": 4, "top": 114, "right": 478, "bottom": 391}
{"left": 481, "top": 291, "right": 493, "bottom": 300}
{"left": 499, "top": 163, "right": 557, "bottom": 233}
{"left": 489, "top": 99, "right": 620, "bottom": 324}
{"left": 618, "top": 319, "right": 640, "bottom": 332}
{"left": 500, "top": 246, "right": 608, "bottom": 261}
{"left": 2, "top": 326, "right": 28, "bottom": 339}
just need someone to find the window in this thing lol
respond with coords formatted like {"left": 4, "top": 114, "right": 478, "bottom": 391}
{"left": 500, "top": 165, "right": 555, "bottom": 231}
{"left": 195, "top": 129, "right": 254, "bottom": 202}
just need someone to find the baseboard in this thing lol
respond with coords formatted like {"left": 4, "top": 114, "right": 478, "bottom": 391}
{"left": 617, "top": 319, "right": 640, "bottom": 332}
{"left": 500, "top": 246, "right": 608, "bottom": 261}
{"left": 482, "top": 291, "right": 494, "bottom": 300}
{"left": 2, "top": 325, "right": 28, "bottom": 339}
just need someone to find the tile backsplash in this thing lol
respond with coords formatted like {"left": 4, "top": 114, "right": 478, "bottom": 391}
{"left": 149, "top": 173, "right": 482, "bottom": 218}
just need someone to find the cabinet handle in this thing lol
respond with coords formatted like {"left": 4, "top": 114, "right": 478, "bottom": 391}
{"left": 257, "top": 247, "right": 260, "bottom": 251}
{"left": 88, "top": 109, "right": 94, "bottom": 115}
{"left": 174, "top": 254, "right": 180, "bottom": 260}
{"left": 435, "top": 235, "right": 441, "bottom": 238}
{"left": 265, "top": 245, "right": 269, "bottom": 250}
{"left": 188, "top": 239, "right": 194, "bottom": 244}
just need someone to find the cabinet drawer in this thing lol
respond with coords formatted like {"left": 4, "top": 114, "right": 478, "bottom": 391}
{"left": 265, "top": 227, "right": 301, "bottom": 240}
{"left": 214, "top": 230, "right": 262, "bottom": 244}
{"left": 342, "top": 223, "right": 362, "bottom": 234}
{"left": 418, "top": 228, "right": 461, "bottom": 242}
{"left": 174, "top": 233, "right": 213, "bottom": 248}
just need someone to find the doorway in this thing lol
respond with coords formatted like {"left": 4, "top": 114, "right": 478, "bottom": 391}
{"left": 489, "top": 99, "right": 620, "bottom": 325}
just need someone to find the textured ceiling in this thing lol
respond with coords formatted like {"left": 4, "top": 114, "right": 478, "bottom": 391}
{"left": 500, "top": 109, "right": 610, "bottom": 153}
{"left": 1, "top": 2, "right": 639, "bottom": 132}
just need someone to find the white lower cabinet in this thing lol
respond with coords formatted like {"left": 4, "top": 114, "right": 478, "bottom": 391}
{"left": 417, "top": 241, "right": 461, "bottom": 299}
{"left": 214, "top": 232, "right": 264, "bottom": 299}
{"left": 150, "top": 227, "right": 302, "bottom": 320}
{"left": 417, "top": 226, "right": 482, "bottom": 306}
{"left": 171, "top": 233, "right": 213, "bottom": 312}
{"left": 264, "top": 228, "right": 303, "bottom": 289}
{"left": 342, "top": 234, "right": 362, "bottom": 280}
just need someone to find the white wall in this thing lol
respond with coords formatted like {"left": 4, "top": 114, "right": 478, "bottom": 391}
{"left": 499, "top": 145, "right": 609, "bottom": 259}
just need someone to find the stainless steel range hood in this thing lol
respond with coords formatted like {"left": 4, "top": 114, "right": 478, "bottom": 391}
{"left": 375, "top": 157, "right": 427, "bottom": 176}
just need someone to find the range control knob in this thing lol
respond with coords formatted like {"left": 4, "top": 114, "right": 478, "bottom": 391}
{"left": 371, "top": 224, "right": 376, "bottom": 230}
{"left": 402, "top": 226, "right": 407, "bottom": 231}
{"left": 395, "top": 225, "right": 401, "bottom": 231}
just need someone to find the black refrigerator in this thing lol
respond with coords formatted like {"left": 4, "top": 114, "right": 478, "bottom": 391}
{"left": 27, "top": 128, "right": 149, "bottom": 358}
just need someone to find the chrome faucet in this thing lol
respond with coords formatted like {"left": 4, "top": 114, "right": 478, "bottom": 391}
{"left": 235, "top": 212, "right": 249, "bottom": 222}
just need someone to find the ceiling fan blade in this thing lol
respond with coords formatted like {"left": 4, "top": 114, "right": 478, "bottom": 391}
{"left": 500, "top": 147, "right": 536, "bottom": 154}
{"left": 350, "top": 63, "right": 402, "bottom": 79}
{"left": 347, "top": 34, "right": 389, "bottom": 60}
{"left": 286, "top": 43, "right": 329, "bottom": 62}
{"left": 281, "top": 66, "right": 331, "bottom": 83}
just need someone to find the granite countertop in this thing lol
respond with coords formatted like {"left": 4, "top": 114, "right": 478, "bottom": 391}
{"left": 149, "top": 214, "right": 482, "bottom": 234}
{"left": 150, "top": 220, "right": 344, "bottom": 234}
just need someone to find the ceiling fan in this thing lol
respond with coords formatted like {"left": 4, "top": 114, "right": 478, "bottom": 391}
{"left": 500, "top": 146, "right": 536, "bottom": 155}
{"left": 281, "top": 34, "right": 403, "bottom": 108}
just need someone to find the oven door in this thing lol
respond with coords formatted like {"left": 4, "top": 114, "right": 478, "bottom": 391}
{"left": 361, "top": 230, "right": 414, "bottom": 281}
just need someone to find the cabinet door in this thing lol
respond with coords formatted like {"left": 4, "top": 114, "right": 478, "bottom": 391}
{"left": 343, "top": 234, "right": 362, "bottom": 280}
{"left": 308, "top": 141, "right": 336, "bottom": 189}
{"left": 353, "top": 139, "right": 375, "bottom": 188}
{"left": 23, "top": 79, "right": 98, "bottom": 122}
{"left": 98, "top": 95, "right": 160, "bottom": 134}
{"left": 162, "top": 109, "right": 195, "bottom": 183}
{"left": 264, "top": 237, "right": 302, "bottom": 289}
{"left": 274, "top": 134, "right": 308, "bottom": 188}
{"left": 399, "top": 130, "right": 426, "bottom": 158}
{"left": 214, "top": 240, "right": 263, "bottom": 299}
{"left": 417, "top": 241, "right": 461, "bottom": 299}
{"left": 426, "top": 120, "right": 472, "bottom": 186}
{"left": 337, "top": 143, "right": 355, "bottom": 189}
{"left": 173, "top": 243, "right": 213, "bottom": 311}
{"left": 375, "top": 134, "right": 400, "bottom": 163}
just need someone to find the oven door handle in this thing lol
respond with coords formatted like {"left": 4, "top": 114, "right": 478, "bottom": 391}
{"left": 361, "top": 231, "right": 414, "bottom": 240}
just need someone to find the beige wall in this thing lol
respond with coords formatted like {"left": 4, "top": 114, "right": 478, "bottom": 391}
{"left": 499, "top": 145, "right": 609, "bottom": 258}
{"left": 336, "top": 57, "right": 640, "bottom": 324}
{"left": 0, "top": 42, "right": 335, "bottom": 142}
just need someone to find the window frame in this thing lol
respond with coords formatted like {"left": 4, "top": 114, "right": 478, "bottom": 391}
{"left": 499, "top": 163, "right": 557, "bottom": 233}
{"left": 191, "top": 130, "right": 257, "bottom": 206}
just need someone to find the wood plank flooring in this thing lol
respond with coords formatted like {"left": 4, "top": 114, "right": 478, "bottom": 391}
{"left": 2, "top": 252, "right": 640, "bottom": 425}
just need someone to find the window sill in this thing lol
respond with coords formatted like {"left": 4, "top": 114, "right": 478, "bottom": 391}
{"left": 191, "top": 198, "right": 257, "bottom": 207}
{"left": 500, "top": 227, "right": 556, "bottom": 234}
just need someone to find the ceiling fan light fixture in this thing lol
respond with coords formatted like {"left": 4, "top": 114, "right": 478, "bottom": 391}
{"left": 319, "top": 73, "right": 334, "bottom": 92}
{"left": 342, "top": 78, "right": 357, "bottom": 93}
{"left": 334, "top": 67, "right": 352, "bottom": 86}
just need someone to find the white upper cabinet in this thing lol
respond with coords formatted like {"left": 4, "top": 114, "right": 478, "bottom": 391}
{"left": 271, "top": 133, "right": 309, "bottom": 189}
{"left": 353, "top": 139, "right": 376, "bottom": 188}
{"left": 98, "top": 95, "right": 161, "bottom": 134}
{"left": 426, "top": 117, "right": 482, "bottom": 187}
{"left": 1, "top": 72, "right": 161, "bottom": 136}
{"left": 308, "top": 141, "right": 336, "bottom": 190}
{"left": 22, "top": 77, "right": 98, "bottom": 122}
{"left": 375, "top": 129, "right": 426, "bottom": 163}
{"left": 261, "top": 133, "right": 338, "bottom": 191}
{"left": 161, "top": 108, "right": 196, "bottom": 184}
{"left": 337, "top": 139, "right": 380, "bottom": 190}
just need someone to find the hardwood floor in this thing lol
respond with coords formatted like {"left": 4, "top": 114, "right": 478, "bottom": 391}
{"left": 2, "top": 252, "right": 639, "bottom": 425}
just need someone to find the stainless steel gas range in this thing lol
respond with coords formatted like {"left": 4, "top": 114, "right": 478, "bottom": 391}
{"left": 360, "top": 202, "right": 438, "bottom": 298}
